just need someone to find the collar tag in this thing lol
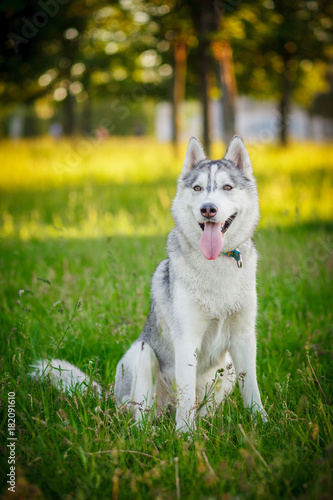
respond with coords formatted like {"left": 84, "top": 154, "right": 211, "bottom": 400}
{"left": 223, "top": 248, "right": 242, "bottom": 268}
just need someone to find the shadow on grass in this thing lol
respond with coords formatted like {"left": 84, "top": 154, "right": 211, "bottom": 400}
{"left": 0, "top": 223, "right": 332, "bottom": 499}
{"left": 1, "top": 221, "right": 332, "bottom": 382}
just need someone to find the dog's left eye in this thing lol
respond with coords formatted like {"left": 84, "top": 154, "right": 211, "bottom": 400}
{"left": 193, "top": 185, "right": 202, "bottom": 191}
{"left": 223, "top": 185, "right": 233, "bottom": 191}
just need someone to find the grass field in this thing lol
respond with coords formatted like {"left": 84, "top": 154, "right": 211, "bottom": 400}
{"left": 0, "top": 138, "right": 332, "bottom": 499}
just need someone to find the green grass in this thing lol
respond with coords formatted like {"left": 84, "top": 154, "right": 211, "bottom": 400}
{"left": 0, "top": 138, "right": 332, "bottom": 499}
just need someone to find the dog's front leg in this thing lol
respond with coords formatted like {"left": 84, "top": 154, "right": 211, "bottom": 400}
{"left": 172, "top": 285, "right": 207, "bottom": 432}
{"left": 174, "top": 336, "right": 200, "bottom": 432}
{"left": 229, "top": 307, "right": 266, "bottom": 420}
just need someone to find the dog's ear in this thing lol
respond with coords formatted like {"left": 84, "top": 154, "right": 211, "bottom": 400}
{"left": 224, "top": 135, "right": 253, "bottom": 178}
{"left": 182, "top": 137, "right": 206, "bottom": 176}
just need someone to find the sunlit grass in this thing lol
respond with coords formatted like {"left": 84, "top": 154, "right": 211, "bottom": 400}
{"left": 0, "top": 137, "right": 179, "bottom": 188}
{"left": 1, "top": 138, "right": 332, "bottom": 240}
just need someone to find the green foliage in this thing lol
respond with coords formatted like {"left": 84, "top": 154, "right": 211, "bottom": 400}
{"left": 1, "top": 0, "right": 331, "bottom": 131}
{"left": 223, "top": 0, "right": 332, "bottom": 107}
{"left": 0, "top": 139, "right": 332, "bottom": 498}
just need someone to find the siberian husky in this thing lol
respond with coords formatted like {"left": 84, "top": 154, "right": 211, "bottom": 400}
{"left": 33, "top": 136, "right": 266, "bottom": 431}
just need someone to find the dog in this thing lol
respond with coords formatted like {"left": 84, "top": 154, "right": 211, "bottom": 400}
{"left": 33, "top": 136, "right": 266, "bottom": 431}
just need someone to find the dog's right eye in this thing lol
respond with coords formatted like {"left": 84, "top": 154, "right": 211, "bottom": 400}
{"left": 193, "top": 185, "right": 202, "bottom": 191}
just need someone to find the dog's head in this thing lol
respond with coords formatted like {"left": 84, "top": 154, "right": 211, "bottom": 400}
{"left": 172, "top": 136, "right": 259, "bottom": 259}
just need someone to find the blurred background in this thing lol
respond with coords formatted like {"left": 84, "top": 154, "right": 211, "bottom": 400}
{"left": 1, "top": 0, "right": 332, "bottom": 152}
{"left": 1, "top": 5, "right": 332, "bottom": 497}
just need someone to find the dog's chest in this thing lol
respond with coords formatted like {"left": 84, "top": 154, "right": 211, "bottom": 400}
{"left": 180, "top": 259, "right": 251, "bottom": 317}
{"left": 198, "top": 317, "right": 229, "bottom": 371}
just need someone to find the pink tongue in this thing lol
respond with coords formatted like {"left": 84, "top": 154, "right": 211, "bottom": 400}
{"left": 200, "top": 222, "right": 223, "bottom": 260}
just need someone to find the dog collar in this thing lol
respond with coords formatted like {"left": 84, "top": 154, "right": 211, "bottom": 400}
{"left": 223, "top": 248, "right": 242, "bottom": 268}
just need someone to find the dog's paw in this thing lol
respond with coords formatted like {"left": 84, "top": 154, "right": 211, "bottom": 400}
{"left": 252, "top": 407, "right": 268, "bottom": 424}
{"left": 175, "top": 416, "right": 195, "bottom": 435}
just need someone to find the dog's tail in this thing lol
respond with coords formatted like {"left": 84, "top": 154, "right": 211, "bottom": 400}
{"left": 30, "top": 359, "right": 103, "bottom": 396}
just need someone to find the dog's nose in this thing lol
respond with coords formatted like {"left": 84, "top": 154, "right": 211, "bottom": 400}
{"left": 200, "top": 203, "right": 218, "bottom": 219}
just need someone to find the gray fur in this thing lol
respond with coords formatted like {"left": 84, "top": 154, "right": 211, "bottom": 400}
{"left": 115, "top": 354, "right": 133, "bottom": 400}
{"left": 182, "top": 159, "right": 253, "bottom": 192}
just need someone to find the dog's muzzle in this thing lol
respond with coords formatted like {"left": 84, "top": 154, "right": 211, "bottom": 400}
{"left": 200, "top": 203, "right": 218, "bottom": 219}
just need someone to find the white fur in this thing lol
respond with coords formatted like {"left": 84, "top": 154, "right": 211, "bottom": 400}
{"left": 182, "top": 137, "right": 206, "bottom": 176}
{"left": 225, "top": 135, "right": 253, "bottom": 178}
{"left": 31, "top": 359, "right": 102, "bottom": 395}
{"left": 114, "top": 342, "right": 158, "bottom": 420}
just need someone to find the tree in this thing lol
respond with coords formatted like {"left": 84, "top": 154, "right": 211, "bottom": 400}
{"left": 141, "top": 0, "right": 194, "bottom": 153}
{"left": 0, "top": 0, "right": 103, "bottom": 134}
{"left": 153, "top": 0, "right": 241, "bottom": 154}
{"left": 222, "top": 0, "right": 333, "bottom": 145}
{"left": 0, "top": 0, "right": 169, "bottom": 135}
{"left": 2, "top": 0, "right": 330, "bottom": 144}
{"left": 187, "top": 0, "right": 239, "bottom": 153}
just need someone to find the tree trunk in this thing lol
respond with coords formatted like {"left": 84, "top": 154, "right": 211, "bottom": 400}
{"left": 172, "top": 37, "right": 187, "bottom": 155}
{"left": 279, "top": 51, "right": 291, "bottom": 146}
{"left": 212, "top": 40, "right": 236, "bottom": 145}
{"left": 197, "top": 8, "right": 213, "bottom": 156}
{"left": 81, "top": 94, "right": 93, "bottom": 135}
{"left": 63, "top": 86, "right": 75, "bottom": 136}
{"left": 200, "top": 48, "right": 210, "bottom": 155}
{"left": 193, "top": 1, "right": 237, "bottom": 152}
